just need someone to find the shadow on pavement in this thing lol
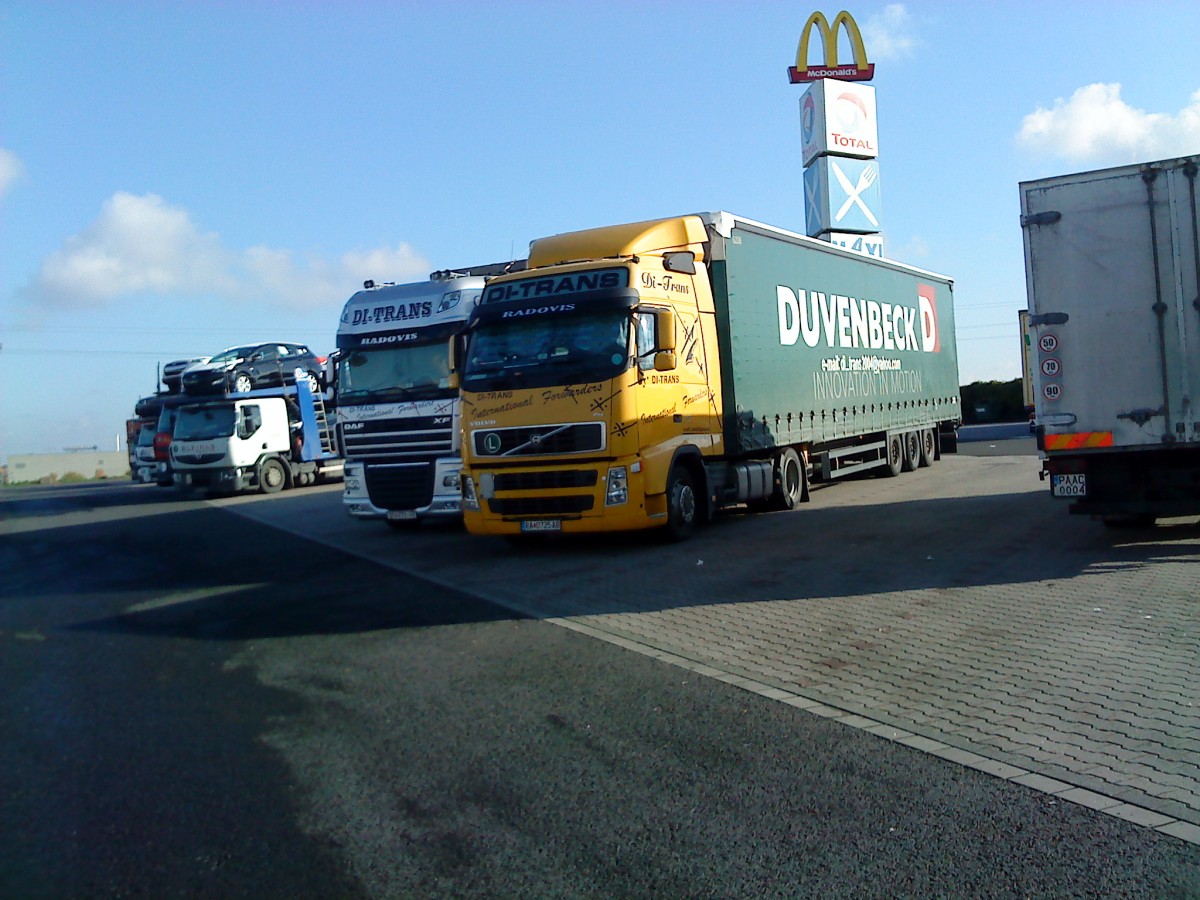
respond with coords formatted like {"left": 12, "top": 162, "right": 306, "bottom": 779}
{"left": 6, "top": 477, "right": 1199, "bottom": 640}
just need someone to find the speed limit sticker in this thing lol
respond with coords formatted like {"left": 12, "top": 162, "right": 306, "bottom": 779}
{"left": 1041, "top": 357, "right": 1061, "bottom": 377}
{"left": 1039, "top": 334, "right": 1059, "bottom": 353}
{"left": 1043, "top": 383, "right": 1062, "bottom": 401}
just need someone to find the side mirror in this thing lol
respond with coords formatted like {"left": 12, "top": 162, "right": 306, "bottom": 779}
{"left": 447, "top": 371, "right": 461, "bottom": 390}
{"left": 655, "top": 309, "right": 676, "bottom": 351}
{"left": 653, "top": 351, "right": 677, "bottom": 372}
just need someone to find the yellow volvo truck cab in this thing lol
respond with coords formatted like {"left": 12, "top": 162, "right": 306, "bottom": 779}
{"left": 460, "top": 213, "right": 959, "bottom": 540}
{"left": 461, "top": 216, "right": 721, "bottom": 539}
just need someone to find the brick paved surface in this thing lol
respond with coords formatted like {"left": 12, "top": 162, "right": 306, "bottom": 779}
{"left": 227, "top": 453, "right": 1200, "bottom": 833}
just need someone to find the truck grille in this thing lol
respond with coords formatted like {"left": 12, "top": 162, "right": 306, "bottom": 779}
{"left": 342, "top": 416, "right": 454, "bottom": 462}
{"left": 369, "top": 465, "right": 441, "bottom": 513}
{"left": 473, "top": 423, "right": 604, "bottom": 457}
{"left": 488, "top": 495, "right": 595, "bottom": 516}
{"left": 366, "top": 462, "right": 435, "bottom": 510}
{"left": 175, "top": 453, "right": 223, "bottom": 465}
{"left": 493, "top": 470, "right": 598, "bottom": 491}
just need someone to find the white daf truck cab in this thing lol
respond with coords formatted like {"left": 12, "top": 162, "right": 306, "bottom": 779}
{"left": 337, "top": 263, "right": 523, "bottom": 526}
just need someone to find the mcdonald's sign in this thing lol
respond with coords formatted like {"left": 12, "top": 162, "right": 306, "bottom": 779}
{"left": 788, "top": 10, "right": 874, "bottom": 83}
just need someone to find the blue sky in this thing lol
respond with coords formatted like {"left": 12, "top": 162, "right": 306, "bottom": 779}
{"left": 3, "top": 1, "right": 1199, "bottom": 457}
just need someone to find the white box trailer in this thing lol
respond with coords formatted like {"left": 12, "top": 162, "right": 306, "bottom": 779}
{"left": 1020, "top": 155, "right": 1200, "bottom": 523}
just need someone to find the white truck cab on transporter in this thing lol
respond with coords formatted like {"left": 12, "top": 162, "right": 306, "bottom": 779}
{"left": 337, "top": 263, "right": 523, "bottom": 526}
{"left": 171, "top": 370, "right": 342, "bottom": 495}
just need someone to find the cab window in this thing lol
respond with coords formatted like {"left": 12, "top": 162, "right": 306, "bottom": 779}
{"left": 636, "top": 310, "right": 658, "bottom": 371}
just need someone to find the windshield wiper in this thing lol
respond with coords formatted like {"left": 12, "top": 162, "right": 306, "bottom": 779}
{"left": 400, "top": 384, "right": 449, "bottom": 400}
{"left": 342, "top": 388, "right": 408, "bottom": 403}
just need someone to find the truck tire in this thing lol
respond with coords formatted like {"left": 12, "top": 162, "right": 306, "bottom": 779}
{"left": 918, "top": 428, "right": 936, "bottom": 467}
{"left": 879, "top": 433, "right": 904, "bottom": 478}
{"left": 902, "top": 431, "right": 920, "bottom": 472}
{"left": 769, "top": 448, "right": 808, "bottom": 511}
{"left": 258, "top": 458, "right": 287, "bottom": 494}
{"left": 663, "top": 465, "right": 698, "bottom": 542}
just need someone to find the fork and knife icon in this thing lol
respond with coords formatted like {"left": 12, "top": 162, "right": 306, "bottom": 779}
{"left": 832, "top": 161, "right": 879, "bottom": 226}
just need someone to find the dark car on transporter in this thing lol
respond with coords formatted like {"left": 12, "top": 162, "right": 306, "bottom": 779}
{"left": 180, "top": 343, "right": 326, "bottom": 396}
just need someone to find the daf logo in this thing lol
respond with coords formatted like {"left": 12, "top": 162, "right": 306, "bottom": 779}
{"left": 483, "top": 432, "right": 502, "bottom": 454}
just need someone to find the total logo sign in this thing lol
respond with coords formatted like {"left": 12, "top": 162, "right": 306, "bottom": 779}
{"left": 799, "top": 78, "right": 878, "bottom": 167}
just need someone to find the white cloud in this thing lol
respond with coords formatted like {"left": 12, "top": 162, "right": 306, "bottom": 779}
{"left": 0, "top": 148, "right": 24, "bottom": 201}
{"left": 862, "top": 4, "right": 918, "bottom": 62}
{"left": 1017, "top": 83, "right": 1200, "bottom": 163}
{"left": 23, "top": 192, "right": 430, "bottom": 310}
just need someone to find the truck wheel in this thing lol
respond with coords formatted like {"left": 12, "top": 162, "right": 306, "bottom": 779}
{"left": 663, "top": 465, "right": 698, "bottom": 542}
{"left": 258, "top": 458, "right": 287, "bottom": 494}
{"left": 880, "top": 433, "right": 904, "bottom": 478}
{"left": 233, "top": 372, "right": 254, "bottom": 393}
{"left": 918, "top": 428, "right": 936, "bottom": 467}
{"left": 769, "top": 448, "right": 808, "bottom": 511}
{"left": 902, "top": 431, "right": 920, "bottom": 472}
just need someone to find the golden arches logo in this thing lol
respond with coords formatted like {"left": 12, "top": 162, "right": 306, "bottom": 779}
{"left": 788, "top": 10, "right": 874, "bottom": 83}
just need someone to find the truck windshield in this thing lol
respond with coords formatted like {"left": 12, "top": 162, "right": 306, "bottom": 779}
{"left": 463, "top": 312, "right": 631, "bottom": 391}
{"left": 337, "top": 342, "right": 452, "bottom": 402}
{"left": 174, "top": 405, "right": 236, "bottom": 440}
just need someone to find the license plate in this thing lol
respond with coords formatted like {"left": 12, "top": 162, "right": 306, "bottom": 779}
{"left": 387, "top": 510, "right": 417, "bottom": 521}
{"left": 1051, "top": 473, "right": 1087, "bottom": 498}
{"left": 521, "top": 519, "right": 561, "bottom": 533}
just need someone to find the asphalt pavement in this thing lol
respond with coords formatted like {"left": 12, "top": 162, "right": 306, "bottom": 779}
{"left": 2, "top": 479, "right": 1198, "bottom": 898}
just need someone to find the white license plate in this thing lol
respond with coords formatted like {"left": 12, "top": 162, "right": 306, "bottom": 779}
{"left": 1051, "top": 473, "right": 1087, "bottom": 498}
{"left": 521, "top": 519, "right": 561, "bottom": 533}
{"left": 387, "top": 510, "right": 417, "bottom": 521}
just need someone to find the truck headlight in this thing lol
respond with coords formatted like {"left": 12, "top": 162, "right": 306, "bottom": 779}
{"left": 442, "top": 471, "right": 460, "bottom": 489}
{"left": 605, "top": 466, "right": 628, "bottom": 506}
{"left": 462, "top": 475, "right": 479, "bottom": 511}
{"left": 344, "top": 477, "right": 361, "bottom": 492}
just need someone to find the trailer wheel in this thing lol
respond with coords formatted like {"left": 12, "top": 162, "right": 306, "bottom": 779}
{"left": 258, "top": 458, "right": 287, "bottom": 494}
{"left": 880, "top": 433, "right": 904, "bottom": 478}
{"left": 663, "top": 465, "right": 698, "bottom": 542}
{"left": 901, "top": 431, "right": 920, "bottom": 472}
{"left": 769, "top": 448, "right": 808, "bottom": 510}
{"left": 918, "top": 428, "right": 936, "bottom": 467}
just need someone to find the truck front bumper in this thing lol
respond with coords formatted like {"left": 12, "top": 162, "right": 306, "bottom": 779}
{"left": 461, "top": 458, "right": 660, "bottom": 536}
{"left": 343, "top": 458, "right": 465, "bottom": 521}
{"left": 174, "top": 466, "right": 249, "bottom": 493}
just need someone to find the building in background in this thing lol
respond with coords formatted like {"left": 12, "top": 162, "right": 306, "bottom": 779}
{"left": 4, "top": 451, "right": 131, "bottom": 485}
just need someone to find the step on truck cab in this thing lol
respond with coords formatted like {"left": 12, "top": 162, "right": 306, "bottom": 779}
{"left": 459, "top": 213, "right": 960, "bottom": 541}
{"left": 337, "top": 263, "right": 524, "bottom": 526}
{"left": 170, "top": 370, "right": 342, "bottom": 495}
